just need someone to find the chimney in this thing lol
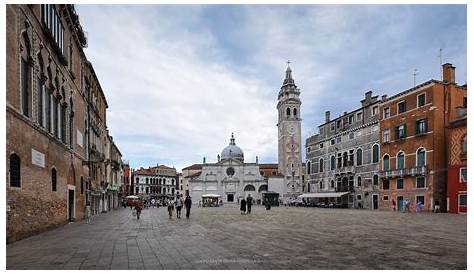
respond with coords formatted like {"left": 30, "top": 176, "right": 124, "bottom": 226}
{"left": 442, "top": 63, "right": 456, "bottom": 84}
{"left": 203, "top": 157, "right": 206, "bottom": 164}
{"left": 365, "top": 90, "right": 373, "bottom": 100}
{"left": 381, "top": 94, "right": 387, "bottom": 101}
{"left": 325, "top": 111, "right": 330, "bottom": 123}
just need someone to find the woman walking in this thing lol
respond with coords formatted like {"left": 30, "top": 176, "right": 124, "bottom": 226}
{"left": 240, "top": 198, "right": 247, "bottom": 215}
{"left": 175, "top": 195, "right": 183, "bottom": 219}
{"left": 167, "top": 199, "right": 174, "bottom": 219}
{"left": 134, "top": 200, "right": 143, "bottom": 220}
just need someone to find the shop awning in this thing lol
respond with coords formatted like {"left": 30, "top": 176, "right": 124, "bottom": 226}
{"left": 202, "top": 194, "right": 221, "bottom": 198}
{"left": 298, "top": 192, "right": 350, "bottom": 198}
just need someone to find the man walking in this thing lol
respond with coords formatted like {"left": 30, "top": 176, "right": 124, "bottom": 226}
{"left": 85, "top": 201, "right": 91, "bottom": 224}
{"left": 184, "top": 195, "right": 192, "bottom": 219}
{"left": 175, "top": 195, "right": 184, "bottom": 219}
{"left": 246, "top": 194, "right": 253, "bottom": 214}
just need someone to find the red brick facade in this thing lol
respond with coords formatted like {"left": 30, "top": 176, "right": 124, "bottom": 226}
{"left": 6, "top": 4, "right": 112, "bottom": 243}
{"left": 447, "top": 114, "right": 467, "bottom": 214}
{"left": 378, "top": 64, "right": 467, "bottom": 212}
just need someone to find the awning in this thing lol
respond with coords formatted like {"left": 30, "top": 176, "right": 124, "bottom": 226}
{"left": 202, "top": 194, "right": 221, "bottom": 198}
{"left": 298, "top": 192, "right": 350, "bottom": 198}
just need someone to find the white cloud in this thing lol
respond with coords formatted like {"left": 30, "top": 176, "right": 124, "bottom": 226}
{"left": 76, "top": 5, "right": 466, "bottom": 170}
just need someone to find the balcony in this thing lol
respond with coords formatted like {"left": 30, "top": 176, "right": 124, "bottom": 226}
{"left": 335, "top": 165, "right": 355, "bottom": 175}
{"left": 379, "top": 165, "right": 427, "bottom": 179}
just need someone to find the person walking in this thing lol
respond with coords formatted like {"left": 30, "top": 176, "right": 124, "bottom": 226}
{"left": 416, "top": 201, "right": 423, "bottom": 213}
{"left": 184, "top": 195, "right": 192, "bottom": 219}
{"left": 246, "top": 194, "right": 253, "bottom": 214}
{"left": 175, "top": 195, "right": 184, "bottom": 219}
{"left": 134, "top": 200, "right": 143, "bottom": 220}
{"left": 85, "top": 201, "right": 91, "bottom": 224}
{"left": 391, "top": 199, "right": 396, "bottom": 211}
{"left": 167, "top": 199, "right": 174, "bottom": 219}
{"left": 240, "top": 198, "right": 247, "bottom": 215}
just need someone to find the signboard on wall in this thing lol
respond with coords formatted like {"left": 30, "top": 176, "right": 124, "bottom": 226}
{"left": 31, "top": 149, "right": 45, "bottom": 168}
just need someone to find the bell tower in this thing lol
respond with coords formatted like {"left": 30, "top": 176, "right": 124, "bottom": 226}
{"left": 277, "top": 62, "right": 302, "bottom": 194}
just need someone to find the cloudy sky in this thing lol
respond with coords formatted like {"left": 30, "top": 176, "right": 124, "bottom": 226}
{"left": 76, "top": 4, "right": 466, "bottom": 171}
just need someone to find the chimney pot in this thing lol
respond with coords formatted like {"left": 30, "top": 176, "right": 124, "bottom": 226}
{"left": 325, "top": 111, "right": 330, "bottom": 122}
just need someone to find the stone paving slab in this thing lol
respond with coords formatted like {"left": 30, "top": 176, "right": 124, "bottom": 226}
{"left": 6, "top": 205, "right": 467, "bottom": 270}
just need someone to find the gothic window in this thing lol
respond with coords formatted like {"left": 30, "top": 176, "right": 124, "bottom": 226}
{"left": 372, "top": 144, "right": 379, "bottom": 163}
{"left": 397, "top": 152, "right": 405, "bottom": 169}
{"left": 356, "top": 148, "right": 363, "bottom": 166}
{"left": 51, "top": 168, "right": 57, "bottom": 192}
{"left": 383, "top": 154, "right": 390, "bottom": 171}
{"left": 416, "top": 147, "right": 426, "bottom": 167}
{"left": 52, "top": 96, "right": 58, "bottom": 137}
{"left": 286, "top": 108, "right": 290, "bottom": 116}
{"left": 357, "top": 176, "right": 362, "bottom": 187}
{"left": 330, "top": 180, "right": 335, "bottom": 188}
{"left": 306, "top": 161, "right": 311, "bottom": 174}
{"left": 9, "top": 154, "right": 21, "bottom": 187}
{"left": 330, "top": 156, "right": 335, "bottom": 170}
{"left": 319, "top": 158, "right": 324, "bottom": 172}
{"left": 21, "top": 57, "right": 30, "bottom": 117}
{"left": 37, "top": 78, "right": 44, "bottom": 126}
{"left": 293, "top": 108, "right": 297, "bottom": 116}
{"left": 373, "top": 174, "right": 379, "bottom": 186}
{"left": 61, "top": 103, "right": 67, "bottom": 143}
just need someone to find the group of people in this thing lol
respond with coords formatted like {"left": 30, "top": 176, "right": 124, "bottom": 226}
{"left": 165, "top": 195, "right": 192, "bottom": 219}
{"left": 239, "top": 194, "right": 254, "bottom": 215}
{"left": 391, "top": 199, "right": 424, "bottom": 213}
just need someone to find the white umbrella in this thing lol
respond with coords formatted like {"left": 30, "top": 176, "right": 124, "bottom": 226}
{"left": 125, "top": 195, "right": 139, "bottom": 199}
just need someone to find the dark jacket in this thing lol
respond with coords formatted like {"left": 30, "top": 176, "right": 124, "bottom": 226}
{"left": 240, "top": 199, "right": 247, "bottom": 211}
{"left": 184, "top": 197, "right": 192, "bottom": 208}
{"left": 246, "top": 197, "right": 253, "bottom": 207}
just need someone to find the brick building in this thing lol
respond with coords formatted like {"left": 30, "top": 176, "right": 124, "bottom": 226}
{"left": 6, "top": 4, "right": 123, "bottom": 243}
{"left": 446, "top": 97, "right": 467, "bottom": 214}
{"left": 378, "top": 63, "right": 467, "bottom": 212}
{"left": 6, "top": 4, "right": 91, "bottom": 242}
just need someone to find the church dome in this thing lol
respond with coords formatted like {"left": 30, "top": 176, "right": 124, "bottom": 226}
{"left": 221, "top": 133, "right": 244, "bottom": 162}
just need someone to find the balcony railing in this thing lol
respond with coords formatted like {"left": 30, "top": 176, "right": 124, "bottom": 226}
{"left": 379, "top": 165, "right": 427, "bottom": 178}
{"left": 335, "top": 165, "right": 355, "bottom": 175}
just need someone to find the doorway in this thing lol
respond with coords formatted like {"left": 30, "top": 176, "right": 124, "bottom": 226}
{"left": 372, "top": 194, "right": 379, "bottom": 210}
{"left": 68, "top": 189, "right": 75, "bottom": 221}
{"left": 227, "top": 193, "right": 234, "bottom": 202}
{"left": 397, "top": 196, "right": 404, "bottom": 211}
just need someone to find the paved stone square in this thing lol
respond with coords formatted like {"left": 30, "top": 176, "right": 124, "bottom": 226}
{"left": 6, "top": 205, "right": 467, "bottom": 270}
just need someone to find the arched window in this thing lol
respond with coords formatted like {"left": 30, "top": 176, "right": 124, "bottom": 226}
{"left": 357, "top": 176, "right": 362, "bottom": 187}
{"left": 462, "top": 135, "right": 467, "bottom": 154}
{"left": 286, "top": 108, "right": 291, "bottom": 116}
{"left": 293, "top": 108, "right": 297, "bottom": 116}
{"left": 9, "top": 154, "right": 21, "bottom": 187}
{"left": 319, "top": 158, "right": 324, "bottom": 172}
{"left": 331, "top": 156, "right": 335, "bottom": 170}
{"left": 80, "top": 176, "right": 84, "bottom": 195}
{"left": 356, "top": 148, "right": 363, "bottom": 166}
{"left": 373, "top": 174, "right": 379, "bottom": 186}
{"left": 258, "top": 184, "right": 268, "bottom": 193}
{"left": 397, "top": 152, "right": 405, "bottom": 169}
{"left": 383, "top": 154, "right": 390, "bottom": 170}
{"left": 372, "top": 144, "right": 379, "bottom": 163}
{"left": 146, "top": 178, "right": 149, "bottom": 184}
{"left": 331, "top": 180, "right": 335, "bottom": 189}
{"left": 319, "top": 181, "right": 323, "bottom": 190}
{"left": 416, "top": 148, "right": 426, "bottom": 167}
{"left": 306, "top": 161, "right": 311, "bottom": 174}
{"left": 51, "top": 168, "right": 57, "bottom": 192}
{"left": 244, "top": 184, "right": 256, "bottom": 191}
